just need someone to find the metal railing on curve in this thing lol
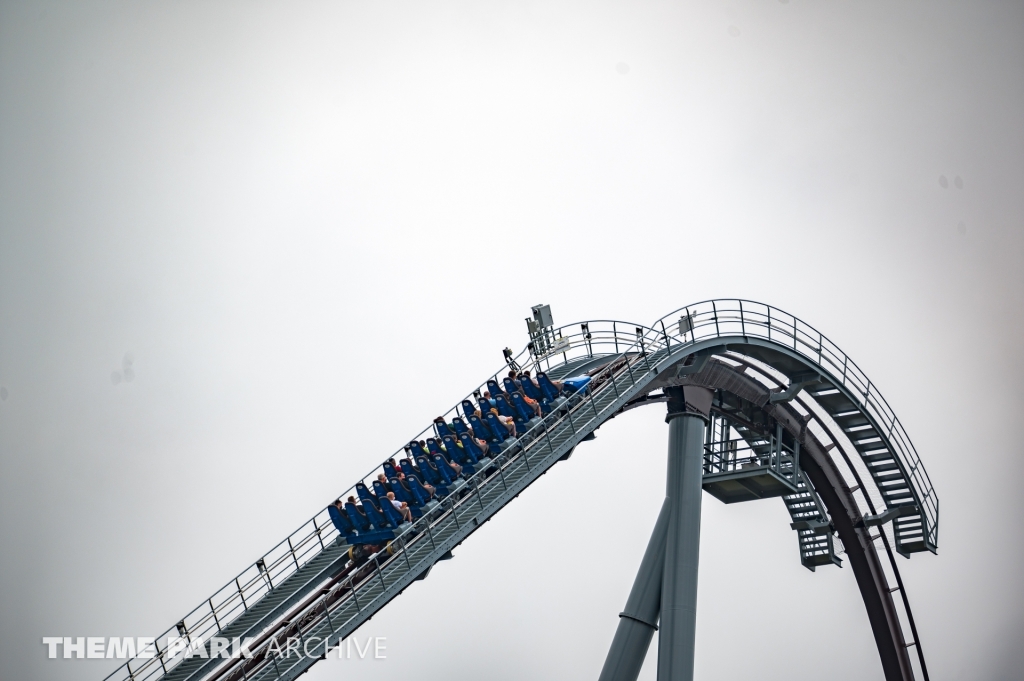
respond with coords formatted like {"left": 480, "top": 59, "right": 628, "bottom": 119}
{"left": 101, "top": 300, "right": 937, "bottom": 681}
{"left": 645, "top": 299, "right": 937, "bottom": 550}
{"left": 533, "top": 302, "right": 937, "bottom": 552}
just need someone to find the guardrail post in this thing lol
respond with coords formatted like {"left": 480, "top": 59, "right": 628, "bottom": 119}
{"left": 209, "top": 598, "right": 221, "bottom": 632}
{"left": 566, "top": 399, "right": 578, "bottom": 434}
{"left": 287, "top": 538, "right": 300, "bottom": 571}
{"left": 156, "top": 639, "right": 168, "bottom": 673}
{"left": 236, "top": 577, "right": 248, "bottom": 611}
{"left": 350, "top": 573, "right": 362, "bottom": 612}
{"left": 270, "top": 647, "right": 284, "bottom": 680}
{"left": 426, "top": 520, "right": 438, "bottom": 552}
{"left": 497, "top": 461, "right": 509, "bottom": 492}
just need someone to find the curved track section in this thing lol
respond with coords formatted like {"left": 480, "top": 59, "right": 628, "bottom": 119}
{"left": 102, "top": 300, "right": 937, "bottom": 681}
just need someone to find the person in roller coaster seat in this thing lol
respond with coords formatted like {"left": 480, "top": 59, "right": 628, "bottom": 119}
{"left": 520, "top": 392, "right": 542, "bottom": 418}
{"left": 522, "top": 369, "right": 563, "bottom": 392}
{"left": 386, "top": 492, "right": 413, "bottom": 523}
{"left": 397, "top": 471, "right": 436, "bottom": 500}
{"left": 347, "top": 496, "right": 367, "bottom": 520}
{"left": 471, "top": 435, "right": 490, "bottom": 458}
{"left": 438, "top": 450, "right": 463, "bottom": 476}
{"left": 489, "top": 408, "right": 517, "bottom": 437}
{"left": 376, "top": 473, "right": 392, "bottom": 492}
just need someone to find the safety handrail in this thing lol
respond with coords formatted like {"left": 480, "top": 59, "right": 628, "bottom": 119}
{"left": 99, "top": 321, "right": 659, "bottom": 679}
{"left": 215, "top": 328, "right": 666, "bottom": 681}
{"left": 102, "top": 300, "right": 937, "bottom": 681}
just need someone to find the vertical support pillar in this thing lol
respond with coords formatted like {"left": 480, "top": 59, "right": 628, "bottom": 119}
{"left": 597, "top": 499, "right": 670, "bottom": 681}
{"left": 657, "top": 386, "right": 711, "bottom": 681}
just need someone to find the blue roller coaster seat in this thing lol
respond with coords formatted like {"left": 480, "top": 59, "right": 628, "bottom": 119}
{"left": 328, "top": 503, "right": 355, "bottom": 537}
{"left": 493, "top": 393, "right": 516, "bottom": 418}
{"left": 451, "top": 417, "right": 470, "bottom": 436}
{"left": 406, "top": 475, "right": 434, "bottom": 506}
{"left": 457, "top": 432, "right": 487, "bottom": 462}
{"left": 441, "top": 435, "right": 466, "bottom": 462}
{"left": 487, "top": 379, "right": 506, "bottom": 399}
{"left": 415, "top": 455, "right": 450, "bottom": 497}
{"left": 389, "top": 478, "right": 424, "bottom": 518}
{"left": 356, "top": 482, "right": 377, "bottom": 505}
{"left": 389, "top": 477, "right": 413, "bottom": 504}
{"left": 509, "top": 391, "right": 537, "bottom": 423}
{"left": 537, "top": 372, "right": 562, "bottom": 401}
{"left": 443, "top": 437, "right": 481, "bottom": 474}
{"left": 399, "top": 458, "right": 420, "bottom": 480}
{"left": 361, "top": 497, "right": 392, "bottom": 530}
{"left": 379, "top": 496, "right": 406, "bottom": 527}
{"left": 345, "top": 502, "right": 371, "bottom": 532}
{"left": 485, "top": 412, "right": 510, "bottom": 443}
{"left": 415, "top": 455, "right": 442, "bottom": 484}
{"left": 432, "top": 453, "right": 461, "bottom": 485}
{"left": 467, "top": 414, "right": 496, "bottom": 442}
{"left": 434, "top": 419, "right": 455, "bottom": 439}
{"left": 502, "top": 377, "right": 521, "bottom": 396}
{"left": 519, "top": 376, "right": 543, "bottom": 401}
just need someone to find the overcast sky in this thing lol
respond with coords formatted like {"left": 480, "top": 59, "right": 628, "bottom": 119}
{"left": 1, "top": 1, "right": 1022, "bottom": 680}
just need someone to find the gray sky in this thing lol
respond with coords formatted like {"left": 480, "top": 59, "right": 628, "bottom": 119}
{"left": 1, "top": 1, "right": 1021, "bottom": 679}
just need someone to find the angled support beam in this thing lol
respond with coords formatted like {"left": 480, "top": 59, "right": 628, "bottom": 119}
{"left": 597, "top": 499, "right": 670, "bottom": 681}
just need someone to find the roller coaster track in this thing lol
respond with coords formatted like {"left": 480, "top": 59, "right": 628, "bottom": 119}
{"left": 102, "top": 300, "right": 937, "bottom": 681}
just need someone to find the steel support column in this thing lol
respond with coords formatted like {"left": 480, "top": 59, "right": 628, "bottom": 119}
{"left": 657, "top": 387, "right": 708, "bottom": 681}
{"left": 597, "top": 499, "right": 670, "bottom": 681}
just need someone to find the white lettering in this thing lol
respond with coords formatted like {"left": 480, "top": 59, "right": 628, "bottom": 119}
{"left": 106, "top": 638, "right": 136, "bottom": 659}
{"left": 87, "top": 637, "right": 105, "bottom": 659}
{"left": 137, "top": 637, "right": 156, "bottom": 659}
{"left": 232, "top": 637, "right": 256, "bottom": 659}
{"left": 303, "top": 637, "right": 322, "bottom": 659}
{"left": 42, "top": 637, "right": 62, "bottom": 659}
{"left": 209, "top": 637, "right": 230, "bottom": 658}
{"left": 64, "top": 637, "right": 85, "bottom": 659}
{"left": 353, "top": 637, "right": 372, "bottom": 659}
{"left": 284, "top": 637, "right": 300, "bottom": 658}
{"left": 166, "top": 636, "right": 188, "bottom": 659}
{"left": 185, "top": 637, "right": 208, "bottom": 659}
{"left": 266, "top": 637, "right": 284, "bottom": 658}
{"left": 375, "top": 637, "right": 386, "bottom": 659}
